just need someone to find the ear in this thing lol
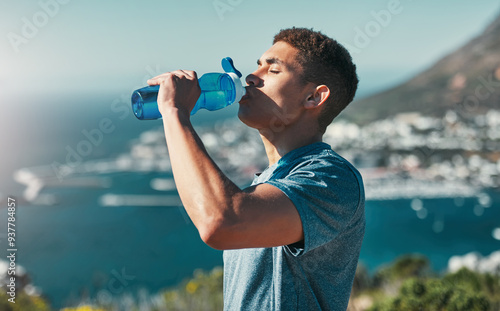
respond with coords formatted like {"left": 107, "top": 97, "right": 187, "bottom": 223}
{"left": 304, "top": 85, "right": 330, "bottom": 110}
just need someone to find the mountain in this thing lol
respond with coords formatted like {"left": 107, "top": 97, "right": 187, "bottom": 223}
{"left": 342, "top": 13, "right": 500, "bottom": 124}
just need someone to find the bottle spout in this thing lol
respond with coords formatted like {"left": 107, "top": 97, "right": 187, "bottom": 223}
{"left": 222, "top": 57, "right": 246, "bottom": 104}
{"left": 226, "top": 72, "right": 246, "bottom": 104}
{"left": 221, "top": 57, "right": 242, "bottom": 78}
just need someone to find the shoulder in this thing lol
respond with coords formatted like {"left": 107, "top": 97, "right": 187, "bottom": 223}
{"left": 276, "top": 143, "right": 363, "bottom": 188}
{"left": 266, "top": 143, "right": 364, "bottom": 209}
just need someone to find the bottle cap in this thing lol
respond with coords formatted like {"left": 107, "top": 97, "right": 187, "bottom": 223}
{"left": 222, "top": 57, "right": 242, "bottom": 78}
{"left": 222, "top": 57, "right": 246, "bottom": 103}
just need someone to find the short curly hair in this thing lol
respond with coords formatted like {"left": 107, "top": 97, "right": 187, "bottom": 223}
{"left": 273, "top": 28, "right": 359, "bottom": 133}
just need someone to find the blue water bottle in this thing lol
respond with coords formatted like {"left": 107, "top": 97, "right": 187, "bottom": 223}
{"left": 131, "top": 57, "right": 246, "bottom": 120}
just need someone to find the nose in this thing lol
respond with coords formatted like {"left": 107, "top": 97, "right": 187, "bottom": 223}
{"left": 245, "top": 72, "right": 263, "bottom": 87}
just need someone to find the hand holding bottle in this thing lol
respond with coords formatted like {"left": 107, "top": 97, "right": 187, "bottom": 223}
{"left": 131, "top": 57, "right": 246, "bottom": 120}
{"left": 146, "top": 70, "right": 201, "bottom": 117}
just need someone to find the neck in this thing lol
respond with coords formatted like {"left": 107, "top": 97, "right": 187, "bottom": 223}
{"left": 259, "top": 122, "right": 323, "bottom": 166}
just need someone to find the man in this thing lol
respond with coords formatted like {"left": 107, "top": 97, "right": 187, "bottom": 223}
{"left": 147, "top": 27, "right": 365, "bottom": 311}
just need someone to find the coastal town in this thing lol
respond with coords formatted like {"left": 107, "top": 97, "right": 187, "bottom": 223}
{"left": 11, "top": 108, "right": 500, "bottom": 205}
{"left": 195, "top": 109, "right": 500, "bottom": 200}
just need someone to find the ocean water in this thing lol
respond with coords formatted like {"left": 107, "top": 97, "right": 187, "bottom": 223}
{"left": 5, "top": 184, "right": 499, "bottom": 308}
{"left": 0, "top": 93, "right": 233, "bottom": 307}
{"left": 1, "top": 94, "right": 499, "bottom": 309}
{"left": 361, "top": 193, "right": 500, "bottom": 272}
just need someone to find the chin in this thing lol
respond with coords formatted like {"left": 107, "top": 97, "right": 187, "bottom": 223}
{"left": 237, "top": 105, "right": 261, "bottom": 129}
{"left": 237, "top": 106, "right": 252, "bottom": 127}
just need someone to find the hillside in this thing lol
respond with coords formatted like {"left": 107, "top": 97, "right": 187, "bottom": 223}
{"left": 343, "top": 13, "right": 500, "bottom": 124}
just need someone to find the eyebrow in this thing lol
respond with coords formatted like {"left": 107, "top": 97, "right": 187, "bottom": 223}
{"left": 257, "top": 57, "right": 285, "bottom": 67}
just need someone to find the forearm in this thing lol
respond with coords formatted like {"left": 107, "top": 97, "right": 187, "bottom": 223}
{"left": 161, "top": 108, "right": 243, "bottom": 238}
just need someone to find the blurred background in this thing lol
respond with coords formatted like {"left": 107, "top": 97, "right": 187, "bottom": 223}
{"left": 1, "top": 0, "right": 500, "bottom": 310}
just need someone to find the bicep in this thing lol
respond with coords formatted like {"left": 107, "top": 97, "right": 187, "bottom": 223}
{"left": 210, "top": 183, "right": 304, "bottom": 250}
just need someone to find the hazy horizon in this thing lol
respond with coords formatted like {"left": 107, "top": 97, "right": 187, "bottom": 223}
{"left": 2, "top": 0, "right": 500, "bottom": 101}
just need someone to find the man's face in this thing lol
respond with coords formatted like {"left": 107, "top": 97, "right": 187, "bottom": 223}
{"left": 238, "top": 41, "right": 314, "bottom": 132}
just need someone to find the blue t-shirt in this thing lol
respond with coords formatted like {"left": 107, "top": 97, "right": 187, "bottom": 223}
{"left": 223, "top": 142, "right": 365, "bottom": 311}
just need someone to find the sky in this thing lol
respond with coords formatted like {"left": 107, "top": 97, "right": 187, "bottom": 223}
{"left": 1, "top": 0, "right": 500, "bottom": 101}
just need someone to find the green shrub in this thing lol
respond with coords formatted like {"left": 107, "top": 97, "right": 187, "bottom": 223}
{"left": 373, "top": 254, "right": 431, "bottom": 288}
{"left": 369, "top": 271, "right": 496, "bottom": 311}
{"left": 160, "top": 267, "right": 223, "bottom": 311}
{"left": 0, "top": 290, "right": 51, "bottom": 311}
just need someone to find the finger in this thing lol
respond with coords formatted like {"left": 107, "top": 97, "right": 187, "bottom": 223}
{"left": 147, "top": 77, "right": 159, "bottom": 85}
{"left": 185, "top": 70, "right": 198, "bottom": 80}
{"left": 147, "top": 72, "right": 174, "bottom": 85}
{"left": 171, "top": 70, "right": 198, "bottom": 80}
{"left": 170, "top": 70, "right": 190, "bottom": 79}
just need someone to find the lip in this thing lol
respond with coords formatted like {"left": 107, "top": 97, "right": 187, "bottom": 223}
{"left": 240, "top": 94, "right": 249, "bottom": 102}
{"left": 239, "top": 87, "right": 251, "bottom": 103}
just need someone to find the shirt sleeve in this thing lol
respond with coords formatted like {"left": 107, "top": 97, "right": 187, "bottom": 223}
{"left": 264, "top": 156, "right": 363, "bottom": 256}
